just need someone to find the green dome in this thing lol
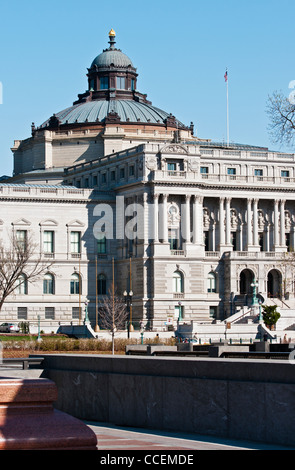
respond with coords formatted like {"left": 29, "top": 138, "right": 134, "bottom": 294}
{"left": 91, "top": 49, "right": 134, "bottom": 68}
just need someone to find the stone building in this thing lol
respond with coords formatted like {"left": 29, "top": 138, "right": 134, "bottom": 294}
{"left": 2, "top": 30, "right": 295, "bottom": 332}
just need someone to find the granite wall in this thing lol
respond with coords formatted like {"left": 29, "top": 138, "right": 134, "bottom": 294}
{"left": 37, "top": 354, "right": 295, "bottom": 447}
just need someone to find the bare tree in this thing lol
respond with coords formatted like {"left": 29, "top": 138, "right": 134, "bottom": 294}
{"left": 0, "top": 230, "right": 52, "bottom": 311}
{"left": 266, "top": 91, "right": 295, "bottom": 147}
{"left": 98, "top": 289, "right": 128, "bottom": 354}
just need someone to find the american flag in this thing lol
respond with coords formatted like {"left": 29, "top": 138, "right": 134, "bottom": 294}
{"left": 224, "top": 70, "right": 228, "bottom": 82}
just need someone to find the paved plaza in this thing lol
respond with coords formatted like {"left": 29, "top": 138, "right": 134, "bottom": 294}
{"left": 86, "top": 422, "right": 294, "bottom": 451}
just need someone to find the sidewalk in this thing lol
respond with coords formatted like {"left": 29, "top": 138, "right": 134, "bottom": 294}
{"left": 85, "top": 421, "right": 294, "bottom": 451}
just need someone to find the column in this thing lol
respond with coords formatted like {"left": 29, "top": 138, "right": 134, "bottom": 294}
{"left": 219, "top": 197, "right": 225, "bottom": 248}
{"left": 274, "top": 199, "right": 279, "bottom": 248}
{"left": 225, "top": 197, "right": 232, "bottom": 246}
{"left": 193, "top": 196, "right": 202, "bottom": 244}
{"left": 280, "top": 199, "right": 286, "bottom": 247}
{"left": 247, "top": 198, "right": 253, "bottom": 248}
{"left": 184, "top": 195, "right": 191, "bottom": 244}
{"left": 253, "top": 198, "right": 259, "bottom": 247}
{"left": 153, "top": 193, "right": 159, "bottom": 243}
{"left": 162, "top": 194, "right": 168, "bottom": 243}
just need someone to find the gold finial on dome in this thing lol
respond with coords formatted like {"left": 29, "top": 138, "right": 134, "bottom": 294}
{"left": 109, "top": 29, "right": 116, "bottom": 37}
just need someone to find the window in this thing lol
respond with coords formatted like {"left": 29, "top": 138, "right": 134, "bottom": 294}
{"left": 70, "top": 231, "right": 81, "bottom": 254}
{"left": 93, "top": 175, "right": 98, "bottom": 186}
{"left": 70, "top": 273, "right": 81, "bottom": 295}
{"left": 16, "top": 230, "right": 27, "bottom": 250}
{"left": 168, "top": 162, "right": 177, "bottom": 172}
{"left": 200, "top": 167, "right": 209, "bottom": 177}
{"left": 97, "top": 236, "right": 107, "bottom": 254}
{"left": 119, "top": 168, "right": 125, "bottom": 179}
{"left": 173, "top": 271, "right": 184, "bottom": 293}
{"left": 131, "top": 79, "right": 135, "bottom": 91}
{"left": 43, "top": 273, "right": 54, "bottom": 295}
{"left": 207, "top": 272, "right": 217, "bottom": 293}
{"left": 281, "top": 170, "right": 290, "bottom": 178}
{"left": 97, "top": 274, "right": 107, "bottom": 295}
{"left": 45, "top": 307, "right": 55, "bottom": 320}
{"left": 255, "top": 169, "right": 263, "bottom": 180}
{"left": 129, "top": 165, "right": 135, "bottom": 177}
{"left": 101, "top": 173, "right": 107, "bottom": 184}
{"left": 72, "top": 307, "right": 80, "bottom": 320}
{"left": 16, "top": 274, "right": 27, "bottom": 295}
{"left": 116, "top": 76, "right": 125, "bottom": 89}
{"left": 227, "top": 168, "right": 236, "bottom": 179}
{"left": 169, "top": 228, "right": 180, "bottom": 250}
{"left": 43, "top": 231, "right": 54, "bottom": 253}
{"left": 111, "top": 170, "right": 116, "bottom": 181}
{"left": 100, "top": 77, "right": 109, "bottom": 90}
{"left": 18, "top": 307, "right": 27, "bottom": 320}
{"left": 210, "top": 306, "right": 218, "bottom": 319}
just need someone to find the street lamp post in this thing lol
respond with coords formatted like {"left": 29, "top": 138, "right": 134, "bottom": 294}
{"left": 124, "top": 290, "right": 133, "bottom": 338}
{"left": 251, "top": 278, "right": 259, "bottom": 306}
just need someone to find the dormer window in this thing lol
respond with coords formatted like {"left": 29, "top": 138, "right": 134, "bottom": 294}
{"left": 117, "top": 76, "right": 125, "bottom": 89}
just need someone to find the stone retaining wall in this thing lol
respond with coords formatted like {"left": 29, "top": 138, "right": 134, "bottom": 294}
{"left": 36, "top": 354, "right": 295, "bottom": 447}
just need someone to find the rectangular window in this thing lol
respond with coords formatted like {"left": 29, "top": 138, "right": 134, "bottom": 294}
{"left": 200, "top": 167, "right": 209, "bottom": 174}
{"left": 116, "top": 76, "right": 125, "bottom": 89}
{"left": 93, "top": 175, "right": 98, "bottom": 186}
{"left": 111, "top": 170, "right": 116, "bottom": 181}
{"left": 70, "top": 231, "right": 81, "bottom": 253}
{"left": 131, "top": 79, "right": 135, "bottom": 91}
{"left": 72, "top": 307, "right": 80, "bottom": 320}
{"left": 100, "top": 77, "right": 109, "bottom": 90}
{"left": 169, "top": 228, "right": 180, "bottom": 250}
{"left": 18, "top": 307, "right": 27, "bottom": 320}
{"left": 129, "top": 165, "right": 135, "bottom": 177}
{"left": 16, "top": 230, "right": 27, "bottom": 250}
{"left": 227, "top": 168, "right": 236, "bottom": 180}
{"left": 119, "top": 168, "right": 125, "bottom": 179}
{"left": 281, "top": 170, "right": 290, "bottom": 178}
{"left": 45, "top": 307, "right": 55, "bottom": 320}
{"left": 97, "top": 236, "right": 107, "bottom": 254}
{"left": 168, "top": 162, "right": 177, "bottom": 172}
{"left": 101, "top": 173, "right": 107, "bottom": 184}
{"left": 255, "top": 169, "right": 263, "bottom": 176}
{"left": 43, "top": 231, "right": 54, "bottom": 253}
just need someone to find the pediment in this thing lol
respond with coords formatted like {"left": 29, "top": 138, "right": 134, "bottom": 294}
{"left": 66, "top": 220, "right": 85, "bottom": 228}
{"left": 39, "top": 219, "right": 58, "bottom": 227}
{"left": 12, "top": 218, "right": 31, "bottom": 226}
{"left": 160, "top": 144, "right": 189, "bottom": 155}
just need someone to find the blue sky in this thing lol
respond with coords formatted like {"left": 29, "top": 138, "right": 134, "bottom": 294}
{"left": 0, "top": 0, "right": 294, "bottom": 176}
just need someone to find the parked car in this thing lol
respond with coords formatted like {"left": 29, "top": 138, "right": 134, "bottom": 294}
{"left": 0, "top": 323, "right": 20, "bottom": 333}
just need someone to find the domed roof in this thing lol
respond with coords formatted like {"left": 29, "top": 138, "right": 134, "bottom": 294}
{"left": 40, "top": 99, "right": 185, "bottom": 127}
{"left": 91, "top": 49, "right": 134, "bottom": 68}
{"left": 90, "top": 29, "right": 134, "bottom": 69}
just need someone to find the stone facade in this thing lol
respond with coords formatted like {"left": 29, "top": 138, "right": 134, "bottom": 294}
{"left": 2, "top": 31, "right": 295, "bottom": 332}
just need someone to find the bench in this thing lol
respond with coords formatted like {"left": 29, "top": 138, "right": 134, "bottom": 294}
{"left": 0, "top": 357, "right": 44, "bottom": 370}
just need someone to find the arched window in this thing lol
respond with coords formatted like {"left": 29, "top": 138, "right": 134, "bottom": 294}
{"left": 16, "top": 274, "right": 27, "bottom": 295}
{"left": 173, "top": 271, "right": 184, "bottom": 293}
{"left": 97, "top": 274, "right": 107, "bottom": 295}
{"left": 70, "top": 273, "right": 81, "bottom": 295}
{"left": 43, "top": 273, "right": 54, "bottom": 295}
{"left": 207, "top": 272, "right": 217, "bottom": 293}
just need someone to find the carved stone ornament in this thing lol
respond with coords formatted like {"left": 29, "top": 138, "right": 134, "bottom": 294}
{"left": 145, "top": 156, "right": 157, "bottom": 170}
{"left": 188, "top": 158, "right": 199, "bottom": 171}
{"left": 161, "top": 144, "right": 187, "bottom": 155}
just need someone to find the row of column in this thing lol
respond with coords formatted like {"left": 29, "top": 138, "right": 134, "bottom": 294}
{"left": 153, "top": 193, "right": 288, "bottom": 251}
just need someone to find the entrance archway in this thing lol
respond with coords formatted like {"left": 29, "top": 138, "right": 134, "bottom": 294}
{"left": 267, "top": 269, "right": 282, "bottom": 298}
{"left": 239, "top": 269, "right": 254, "bottom": 295}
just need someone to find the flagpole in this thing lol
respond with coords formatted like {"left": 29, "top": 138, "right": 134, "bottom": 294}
{"left": 225, "top": 68, "right": 229, "bottom": 146}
